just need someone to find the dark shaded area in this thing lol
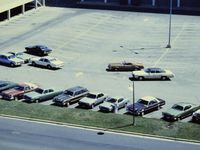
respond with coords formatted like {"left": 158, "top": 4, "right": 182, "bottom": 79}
{"left": 0, "top": 2, "right": 35, "bottom": 21}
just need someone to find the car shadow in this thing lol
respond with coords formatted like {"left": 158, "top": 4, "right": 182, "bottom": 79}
{"left": 75, "top": 105, "right": 91, "bottom": 110}
{"left": 0, "top": 62, "right": 21, "bottom": 68}
{"left": 129, "top": 77, "right": 171, "bottom": 81}
{"left": 27, "top": 64, "right": 61, "bottom": 71}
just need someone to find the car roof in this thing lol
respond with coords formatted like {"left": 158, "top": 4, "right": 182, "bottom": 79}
{"left": 140, "top": 96, "right": 157, "bottom": 101}
{"left": 1, "top": 53, "right": 13, "bottom": 57}
{"left": 67, "top": 86, "right": 88, "bottom": 92}
{"left": 42, "top": 56, "right": 55, "bottom": 60}
{"left": 174, "top": 102, "right": 195, "bottom": 107}
{"left": 18, "top": 82, "right": 37, "bottom": 88}
{"left": 0, "top": 80, "right": 11, "bottom": 84}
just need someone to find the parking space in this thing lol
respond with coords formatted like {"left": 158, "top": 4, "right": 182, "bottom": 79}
{"left": 0, "top": 7, "right": 200, "bottom": 122}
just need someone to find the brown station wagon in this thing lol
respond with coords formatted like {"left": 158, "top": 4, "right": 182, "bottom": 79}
{"left": 106, "top": 61, "right": 144, "bottom": 71}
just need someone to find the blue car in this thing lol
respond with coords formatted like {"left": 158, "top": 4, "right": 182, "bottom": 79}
{"left": 25, "top": 45, "right": 52, "bottom": 56}
{"left": 0, "top": 53, "right": 24, "bottom": 67}
{"left": 126, "top": 96, "right": 165, "bottom": 116}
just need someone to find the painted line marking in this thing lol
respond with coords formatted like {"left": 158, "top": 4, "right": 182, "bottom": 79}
{"left": 56, "top": 15, "right": 111, "bottom": 50}
{"left": 153, "top": 23, "right": 187, "bottom": 67}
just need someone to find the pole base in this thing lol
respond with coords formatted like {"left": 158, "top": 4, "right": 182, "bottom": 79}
{"left": 166, "top": 44, "right": 171, "bottom": 48}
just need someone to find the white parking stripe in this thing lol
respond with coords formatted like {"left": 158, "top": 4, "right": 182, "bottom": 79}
{"left": 153, "top": 22, "right": 187, "bottom": 67}
{"left": 56, "top": 15, "right": 111, "bottom": 50}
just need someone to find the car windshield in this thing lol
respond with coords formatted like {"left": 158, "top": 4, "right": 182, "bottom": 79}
{"left": 107, "top": 98, "right": 117, "bottom": 103}
{"left": 49, "top": 58, "right": 57, "bottom": 62}
{"left": 8, "top": 55, "right": 15, "bottom": 59}
{"left": 87, "top": 93, "right": 97, "bottom": 99}
{"left": 64, "top": 90, "right": 74, "bottom": 96}
{"left": 0, "top": 83, "right": 7, "bottom": 88}
{"left": 16, "top": 52, "right": 23, "bottom": 56}
{"left": 138, "top": 99, "right": 149, "bottom": 105}
{"left": 14, "top": 86, "right": 24, "bottom": 91}
{"left": 172, "top": 104, "right": 184, "bottom": 111}
{"left": 35, "top": 88, "right": 44, "bottom": 94}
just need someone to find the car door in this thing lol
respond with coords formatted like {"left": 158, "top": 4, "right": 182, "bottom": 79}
{"left": 117, "top": 98, "right": 124, "bottom": 109}
{"left": 182, "top": 105, "right": 192, "bottom": 118}
{"left": 1, "top": 55, "right": 9, "bottom": 64}
{"left": 41, "top": 89, "right": 49, "bottom": 101}
{"left": 148, "top": 100, "right": 158, "bottom": 111}
{"left": 96, "top": 93, "right": 104, "bottom": 105}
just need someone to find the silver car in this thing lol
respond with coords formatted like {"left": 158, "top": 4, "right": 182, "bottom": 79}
{"left": 99, "top": 96, "right": 129, "bottom": 112}
{"left": 132, "top": 67, "right": 174, "bottom": 80}
{"left": 78, "top": 92, "right": 107, "bottom": 108}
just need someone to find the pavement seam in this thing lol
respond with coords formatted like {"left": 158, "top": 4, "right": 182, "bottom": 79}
{"left": 0, "top": 114, "right": 199, "bottom": 144}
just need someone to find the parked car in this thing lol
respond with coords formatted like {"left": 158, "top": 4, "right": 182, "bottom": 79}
{"left": 78, "top": 92, "right": 107, "bottom": 108}
{"left": 0, "top": 80, "right": 17, "bottom": 93}
{"left": 192, "top": 109, "right": 200, "bottom": 123}
{"left": 99, "top": 96, "right": 129, "bottom": 112}
{"left": 25, "top": 45, "right": 52, "bottom": 56}
{"left": 162, "top": 102, "right": 200, "bottom": 121}
{"left": 23, "top": 87, "right": 62, "bottom": 103}
{"left": 106, "top": 61, "right": 144, "bottom": 71}
{"left": 30, "top": 56, "right": 64, "bottom": 69}
{"left": 53, "top": 86, "right": 89, "bottom": 106}
{"left": 1, "top": 82, "right": 38, "bottom": 100}
{"left": 8, "top": 52, "right": 33, "bottom": 63}
{"left": 0, "top": 53, "right": 24, "bottom": 67}
{"left": 126, "top": 96, "right": 165, "bottom": 116}
{"left": 132, "top": 67, "right": 174, "bottom": 80}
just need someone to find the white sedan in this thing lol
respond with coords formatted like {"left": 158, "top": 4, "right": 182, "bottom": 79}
{"left": 132, "top": 67, "right": 174, "bottom": 80}
{"left": 30, "top": 56, "right": 64, "bottom": 69}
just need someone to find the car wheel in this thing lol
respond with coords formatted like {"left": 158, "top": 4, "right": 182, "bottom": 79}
{"left": 47, "top": 65, "right": 52, "bottom": 69}
{"left": 35, "top": 99, "right": 39, "bottom": 103}
{"left": 66, "top": 102, "right": 70, "bottom": 107}
{"left": 14, "top": 97, "right": 18, "bottom": 101}
{"left": 140, "top": 110, "right": 144, "bottom": 116}
{"left": 157, "top": 105, "right": 161, "bottom": 110}
{"left": 138, "top": 76, "right": 144, "bottom": 81}
{"left": 91, "top": 104, "right": 95, "bottom": 109}
{"left": 32, "top": 61, "right": 36, "bottom": 66}
{"left": 161, "top": 76, "right": 167, "bottom": 80}
{"left": 10, "top": 63, "right": 15, "bottom": 67}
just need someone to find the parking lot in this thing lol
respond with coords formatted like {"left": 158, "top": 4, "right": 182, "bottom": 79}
{"left": 0, "top": 7, "right": 200, "bottom": 122}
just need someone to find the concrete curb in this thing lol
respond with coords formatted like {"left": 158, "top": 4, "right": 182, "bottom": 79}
{"left": 0, "top": 114, "right": 199, "bottom": 144}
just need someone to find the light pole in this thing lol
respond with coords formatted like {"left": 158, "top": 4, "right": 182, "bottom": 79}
{"left": 132, "top": 80, "right": 135, "bottom": 126}
{"left": 166, "top": 0, "right": 172, "bottom": 48}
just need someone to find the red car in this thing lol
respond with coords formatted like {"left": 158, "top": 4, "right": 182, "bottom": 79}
{"left": 1, "top": 82, "right": 38, "bottom": 100}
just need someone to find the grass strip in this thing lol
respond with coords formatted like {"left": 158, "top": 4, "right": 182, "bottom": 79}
{"left": 0, "top": 100, "right": 199, "bottom": 141}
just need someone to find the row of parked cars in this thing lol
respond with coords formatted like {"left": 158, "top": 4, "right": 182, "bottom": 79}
{"left": 106, "top": 62, "right": 200, "bottom": 123}
{"left": 0, "top": 45, "right": 64, "bottom": 69}
{"left": 0, "top": 80, "right": 199, "bottom": 122}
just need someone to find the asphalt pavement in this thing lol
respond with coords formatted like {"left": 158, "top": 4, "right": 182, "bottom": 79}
{"left": 0, "top": 117, "right": 199, "bottom": 150}
{"left": 0, "top": 7, "right": 200, "bottom": 122}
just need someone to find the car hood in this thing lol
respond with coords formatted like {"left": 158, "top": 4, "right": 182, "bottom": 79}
{"left": 9, "top": 57, "right": 24, "bottom": 63}
{"left": 127, "top": 103, "right": 145, "bottom": 112}
{"left": 2, "top": 88, "right": 23, "bottom": 96}
{"left": 132, "top": 70, "right": 147, "bottom": 75}
{"left": 100, "top": 102, "right": 114, "bottom": 108}
{"left": 80, "top": 97, "right": 95, "bottom": 104}
{"left": 24, "top": 91, "right": 41, "bottom": 99}
{"left": 52, "top": 60, "right": 64, "bottom": 65}
{"left": 54, "top": 94, "right": 71, "bottom": 102}
{"left": 163, "top": 108, "right": 183, "bottom": 116}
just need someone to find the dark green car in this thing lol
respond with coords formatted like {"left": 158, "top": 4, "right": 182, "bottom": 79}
{"left": 23, "top": 88, "right": 62, "bottom": 103}
{"left": 162, "top": 102, "right": 200, "bottom": 121}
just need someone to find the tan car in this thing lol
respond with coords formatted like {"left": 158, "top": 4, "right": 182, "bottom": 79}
{"left": 106, "top": 61, "right": 144, "bottom": 71}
